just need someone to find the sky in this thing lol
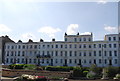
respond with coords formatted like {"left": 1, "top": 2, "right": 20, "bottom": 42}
{"left": 0, "top": 0, "right": 119, "bottom": 42}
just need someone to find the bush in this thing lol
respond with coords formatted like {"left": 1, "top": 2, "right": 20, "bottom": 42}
{"left": 9, "top": 64, "right": 36, "bottom": 70}
{"left": 83, "top": 71, "right": 89, "bottom": 77}
{"left": 23, "top": 64, "right": 36, "bottom": 70}
{"left": 105, "top": 66, "right": 119, "bottom": 78}
{"left": 45, "top": 66, "right": 71, "bottom": 72}
{"left": 9, "top": 64, "right": 25, "bottom": 69}
{"left": 73, "top": 67, "right": 83, "bottom": 77}
{"left": 86, "top": 71, "right": 96, "bottom": 79}
{"left": 89, "top": 64, "right": 102, "bottom": 75}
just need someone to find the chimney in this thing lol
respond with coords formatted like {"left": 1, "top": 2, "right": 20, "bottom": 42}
{"left": 52, "top": 38, "right": 55, "bottom": 41}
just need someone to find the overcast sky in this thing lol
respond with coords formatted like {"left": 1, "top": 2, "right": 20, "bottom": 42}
{"left": 0, "top": 0, "right": 119, "bottom": 42}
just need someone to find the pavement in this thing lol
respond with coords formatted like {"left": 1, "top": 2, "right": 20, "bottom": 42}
{"left": 1, "top": 77, "right": 113, "bottom": 81}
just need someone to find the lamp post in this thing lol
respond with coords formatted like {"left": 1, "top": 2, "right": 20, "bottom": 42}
{"left": 101, "top": 44, "right": 108, "bottom": 80}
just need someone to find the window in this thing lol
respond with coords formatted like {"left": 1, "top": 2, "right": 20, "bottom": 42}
{"left": 114, "top": 44, "right": 116, "bottom": 48}
{"left": 7, "top": 51, "right": 9, "bottom": 56}
{"left": 74, "top": 51, "right": 77, "bottom": 56}
{"left": 34, "top": 45, "right": 37, "bottom": 49}
{"left": 65, "top": 51, "right": 67, "bottom": 56}
{"left": 23, "top": 45, "right": 25, "bottom": 49}
{"left": 42, "top": 59, "right": 44, "bottom": 63}
{"left": 104, "top": 51, "right": 107, "bottom": 56}
{"left": 109, "top": 44, "right": 112, "bottom": 48}
{"left": 94, "top": 44, "right": 96, "bottom": 48}
{"left": 84, "top": 52, "right": 86, "bottom": 56}
{"left": 22, "top": 51, "right": 25, "bottom": 56}
{"left": 79, "top": 45, "right": 81, "bottom": 48}
{"left": 74, "top": 44, "right": 77, "bottom": 48}
{"left": 65, "top": 38, "right": 67, "bottom": 41}
{"left": 89, "top": 60, "right": 91, "bottom": 64}
{"left": 94, "top": 51, "right": 96, "bottom": 56}
{"left": 60, "top": 59, "right": 63, "bottom": 63}
{"left": 52, "top": 45, "right": 54, "bottom": 48}
{"left": 29, "top": 59, "right": 31, "bottom": 63}
{"left": 60, "top": 51, "right": 63, "bottom": 56}
{"left": 43, "top": 45, "right": 45, "bottom": 48}
{"left": 105, "top": 59, "right": 107, "bottom": 64}
{"left": 113, "top": 37, "right": 116, "bottom": 41}
{"left": 18, "top": 51, "right": 20, "bottom": 56}
{"left": 22, "top": 58, "right": 24, "bottom": 63}
{"left": 88, "top": 38, "right": 91, "bottom": 41}
{"left": 115, "top": 59, "right": 117, "bottom": 64}
{"left": 99, "top": 59, "right": 101, "bottom": 64}
{"left": 10, "top": 58, "right": 13, "bottom": 63}
{"left": 47, "top": 59, "right": 49, "bottom": 63}
{"left": 99, "top": 51, "right": 101, "bottom": 56}
{"left": 99, "top": 44, "right": 101, "bottom": 48}
{"left": 79, "top": 38, "right": 81, "bottom": 41}
{"left": 109, "top": 51, "right": 112, "bottom": 56}
{"left": 104, "top": 44, "right": 106, "bottom": 48}
{"left": 74, "top": 59, "right": 77, "bottom": 63}
{"left": 34, "top": 59, "right": 36, "bottom": 63}
{"left": 89, "top": 52, "right": 91, "bottom": 56}
{"left": 108, "top": 37, "right": 111, "bottom": 41}
{"left": 11, "top": 46, "right": 14, "bottom": 49}
{"left": 65, "top": 44, "right": 67, "bottom": 48}
{"left": 56, "top": 45, "right": 58, "bottom": 48}
{"left": 94, "top": 59, "right": 96, "bottom": 64}
{"left": 84, "top": 59, "right": 86, "bottom": 63}
{"left": 47, "top": 45, "right": 49, "bottom": 48}
{"left": 83, "top": 44, "right": 86, "bottom": 48}
{"left": 17, "top": 58, "right": 19, "bottom": 63}
{"left": 70, "top": 51, "right": 72, "bottom": 56}
{"left": 7, "top": 46, "right": 10, "bottom": 49}
{"left": 39, "top": 45, "right": 41, "bottom": 49}
{"left": 30, "top": 45, "right": 32, "bottom": 49}
{"left": 114, "top": 51, "right": 117, "bottom": 56}
{"left": 83, "top": 38, "right": 86, "bottom": 41}
{"left": 74, "top": 38, "right": 77, "bottom": 42}
{"left": 61, "top": 45, "right": 63, "bottom": 48}
{"left": 42, "top": 51, "right": 44, "bottom": 56}
{"left": 18, "top": 45, "right": 21, "bottom": 49}
{"left": 55, "top": 51, "right": 58, "bottom": 56}
{"left": 51, "top": 51, "right": 53, "bottom": 56}
{"left": 79, "top": 52, "right": 81, "bottom": 56}
{"left": 89, "top": 45, "right": 91, "bottom": 48}
{"left": 69, "top": 44, "right": 72, "bottom": 48}
{"left": 55, "top": 59, "right": 58, "bottom": 63}
{"left": 6, "top": 58, "right": 9, "bottom": 63}
{"left": 69, "top": 59, "right": 72, "bottom": 63}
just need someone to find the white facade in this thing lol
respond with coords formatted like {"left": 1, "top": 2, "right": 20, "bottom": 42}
{"left": 4, "top": 33, "right": 120, "bottom": 67}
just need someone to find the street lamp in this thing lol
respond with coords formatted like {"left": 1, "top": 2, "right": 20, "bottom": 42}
{"left": 101, "top": 44, "right": 108, "bottom": 80}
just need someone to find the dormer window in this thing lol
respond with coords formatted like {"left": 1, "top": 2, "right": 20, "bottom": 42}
{"left": 74, "top": 38, "right": 77, "bottom": 42}
{"left": 108, "top": 37, "right": 111, "bottom": 41}
{"left": 65, "top": 38, "right": 67, "bottom": 41}
{"left": 83, "top": 38, "right": 86, "bottom": 41}
{"left": 79, "top": 38, "right": 81, "bottom": 41}
{"left": 113, "top": 37, "right": 116, "bottom": 41}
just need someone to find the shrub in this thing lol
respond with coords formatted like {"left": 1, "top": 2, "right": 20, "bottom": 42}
{"left": 86, "top": 71, "right": 96, "bottom": 79}
{"left": 45, "top": 66, "right": 71, "bottom": 72}
{"left": 9, "top": 64, "right": 36, "bottom": 70}
{"left": 83, "top": 71, "right": 89, "bottom": 77}
{"left": 73, "top": 67, "right": 83, "bottom": 77}
{"left": 105, "top": 66, "right": 119, "bottom": 78}
{"left": 9, "top": 64, "right": 25, "bottom": 69}
{"left": 23, "top": 64, "right": 36, "bottom": 70}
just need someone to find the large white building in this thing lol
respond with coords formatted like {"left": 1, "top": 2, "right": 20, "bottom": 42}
{"left": 4, "top": 33, "right": 120, "bottom": 67}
